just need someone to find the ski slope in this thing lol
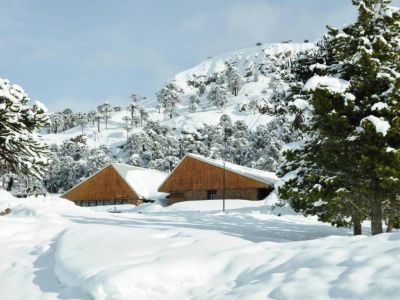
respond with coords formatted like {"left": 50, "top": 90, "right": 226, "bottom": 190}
{"left": 0, "top": 191, "right": 399, "bottom": 300}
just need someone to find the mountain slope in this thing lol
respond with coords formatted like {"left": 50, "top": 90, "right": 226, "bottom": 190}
{"left": 42, "top": 42, "right": 314, "bottom": 150}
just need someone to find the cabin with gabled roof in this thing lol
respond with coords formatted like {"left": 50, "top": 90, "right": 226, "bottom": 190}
{"left": 158, "top": 154, "right": 277, "bottom": 204}
{"left": 62, "top": 163, "right": 168, "bottom": 206}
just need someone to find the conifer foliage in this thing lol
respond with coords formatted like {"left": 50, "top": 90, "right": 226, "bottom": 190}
{"left": 279, "top": 0, "right": 400, "bottom": 235}
{"left": 0, "top": 78, "right": 49, "bottom": 179}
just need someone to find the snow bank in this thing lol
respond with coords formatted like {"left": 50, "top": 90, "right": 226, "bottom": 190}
{"left": 54, "top": 222, "right": 400, "bottom": 300}
{"left": 164, "top": 199, "right": 265, "bottom": 212}
{"left": 54, "top": 225, "right": 248, "bottom": 300}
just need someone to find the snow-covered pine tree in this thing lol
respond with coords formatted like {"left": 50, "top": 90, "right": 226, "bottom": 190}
{"left": 248, "top": 95, "right": 263, "bottom": 114}
{"left": 156, "top": 81, "right": 183, "bottom": 119}
{"left": 138, "top": 106, "right": 149, "bottom": 126}
{"left": 130, "top": 93, "right": 146, "bottom": 103}
{"left": 198, "top": 81, "right": 206, "bottom": 96}
{"left": 225, "top": 62, "right": 242, "bottom": 96}
{"left": 76, "top": 112, "right": 88, "bottom": 135}
{"left": 279, "top": 0, "right": 400, "bottom": 235}
{"left": 0, "top": 78, "right": 49, "bottom": 180}
{"left": 50, "top": 113, "right": 64, "bottom": 134}
{"left": 45, "top": 140, "right": 111, "bottom": 193}
{"left": 87, "top": 110, "right": 96, "bottom": 126}
{"left": 207, "top": 84, "right": 229, "bottom": 110}
{"left": 94, "top": 111, "right": 102, "bottom": 132}
{"left": 122, "top": 115, "right": 132, "bottom": 139}
{"left": 340, "top": 0, "right": 400, "bottom": 234}
{"left": 98, "top": 102, "right": 112, "bottom": 129}
{"left": 127, "top": 102, "right": 139, "bottom": 126}
{"left": 188, "top": 94, "right": 201, "bottom": 112}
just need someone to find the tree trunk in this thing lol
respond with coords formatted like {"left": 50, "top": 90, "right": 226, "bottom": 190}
{"left": 6, "top": 177, "right": 13, "bottom": 192}
{"left": 97, "top": 119, "right": 100, "bottom": 132}
{"left": 386, "top": 206, "right": 395, "bottom": 233}
{"left": 352, "top": 215, "right": 362, "bottom": 235}
{"left": 371, "top": 200, "right": 383, "bottom": 235}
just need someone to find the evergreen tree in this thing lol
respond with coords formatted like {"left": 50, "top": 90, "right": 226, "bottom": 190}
{"left": 0, "top": 78, "right": 49, "bottom": 179}
{"left": 98, "top": 102, "right": 112, "bottom": 129}
{"left": 50, "top": 113, "right": 64, "bottom": 134}
{"left": 156, "top": 81, "right": 183, "bottom": 118}
{"left": 130, "top": 93, "right": 146, "bottom": 103}
{"left": 279, "top": 0, "right": 400, "bottom": 235}
{"left": 188, "top": 94, "right": 201, "bottom": 112}
{"left": 76, "top": 112, "right": 88, "bottom": 135}
{"left": 87, "top": 110, "right": 96, "bottom": 127}
{"left": 207, "top": 84, "right": 229, "bottom": 110}
{"left": 198, "top": 81, "right": 206, "bottom": 96}
{"left": 122, "top": 115, "right": 132, "bottom": 139}
{"left": 138, "top": 106, "right": 149, "bottom": 126}
{"left": 94, "top": 111, "right": 102, "bottom": 133}
{"left": 225, "top": 62, "right": 242, "bottom": 96}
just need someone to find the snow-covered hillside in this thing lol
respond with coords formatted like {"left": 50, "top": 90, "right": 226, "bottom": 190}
{"left": 1, "top": 191, "right": 399, "bottom": 300}
{"left": 42, "top": 43, "right": 313, "bottom": 150}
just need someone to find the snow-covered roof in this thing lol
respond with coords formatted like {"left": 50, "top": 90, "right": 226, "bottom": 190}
{"left": 63, "top": 163, "right": 168, "bottom": 201}
{"left": 183, "top": 153, "right": 277, "bottom": 186}
{"left": 111, "top": 163, "right": 168, "bottom": 200}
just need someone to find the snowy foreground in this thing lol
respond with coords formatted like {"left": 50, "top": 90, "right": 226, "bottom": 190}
{"left": 0, "top": 191, "right": 399, "bottom": 300}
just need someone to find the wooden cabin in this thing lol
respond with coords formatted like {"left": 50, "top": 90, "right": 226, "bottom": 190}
{"left": 62, "top": 163, "right": 168, "bottom": 206}
{"left": 158, "top": 154, "right": 277, "bottom": 204}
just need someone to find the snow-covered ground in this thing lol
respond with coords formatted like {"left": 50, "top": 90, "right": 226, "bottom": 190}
{"left": 41, "top": 43, "right": 313, "bottom": 151}
{"left": 1, "top": 191, "right": 399, "bottom": 300}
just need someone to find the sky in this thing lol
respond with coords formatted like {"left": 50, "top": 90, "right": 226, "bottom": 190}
{"left": 0, "top": 0, "right": 398, "bottom": 112}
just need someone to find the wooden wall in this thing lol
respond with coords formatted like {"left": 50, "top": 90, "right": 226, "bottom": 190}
{"left": 169, "top": 188, "right": 263, "bottom": 204}
{"left": 62, "top": 165, "right": 138, "bottom": 203}
{"left": 159, "top": 156, "right": 269, "bottom": 193}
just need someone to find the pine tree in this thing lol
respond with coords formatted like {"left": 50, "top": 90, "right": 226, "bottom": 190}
{"left": 122, "top": 115, "right": 132, "bottom": 139}
{"left": 279, "top": 0, "right": 400, "bottom": 235}
{"left": 207, "top": 84, "right": 229, "bottom": 110}
{"left": 0, "top": 78, "right": 49, "bottom": 179}
{"left": 98, "top": 102, "right": 112, "bottom": 129}
{"left": 130, "top": 93, "right": 146, "bottom": 103}
{"left": 138, "top": 106, "right": 149, "bottom": 126}
{"left": 76, "top": 112, "right": 88, "bottom": 135}
{"left": 156, "top": 81, "right": 183, "bottom": 119}
{"left": 248, "top": 96, "right": 262, "bottom": 114}
{"left": 225, "top": 62, "right": 242, "bottom": 96}
{"left": 94, "top": 112, "right": 102, "bottom": 133}
{"left": 198, "top": 81, "right": 206, "bottom": 96}
{"left": 87, "top": 110, "right": 96, "bottom": 126}
{"left": 188, "top": 94, "right": 201, "bottom": 112}
{"left": 50, "top": 113, "right": 64, "bottom": 134}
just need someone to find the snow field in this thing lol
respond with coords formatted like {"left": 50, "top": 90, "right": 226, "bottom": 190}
{"left": 0, "top": 191, "right": 399, "bottom": 300}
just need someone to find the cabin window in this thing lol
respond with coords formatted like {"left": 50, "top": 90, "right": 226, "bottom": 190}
{"left": 207, "top": 190, "right": 217, "bottom": 200}
{"left": 115, "top": 199, "right": 129, "bottom": 205}
{"left": 171, "top": 193, "right": 184, "bottom": 199}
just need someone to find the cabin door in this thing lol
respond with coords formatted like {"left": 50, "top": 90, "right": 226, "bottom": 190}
{"left": 207, "top": 190, "right": 217, "bottom": 200}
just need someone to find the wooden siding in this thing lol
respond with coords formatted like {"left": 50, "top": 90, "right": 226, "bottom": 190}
{"left": 62, "top": 165, "right": 138, "bottom": 202}
{"left": 159, "top": 156, "right": 269, "bottom": 193}
{"left": 169, "top": 188, "right": 264, "bottom": 204}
